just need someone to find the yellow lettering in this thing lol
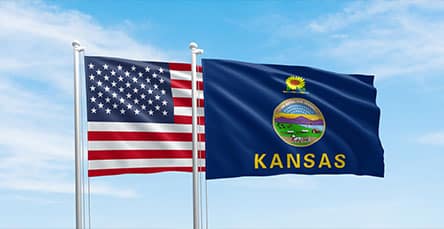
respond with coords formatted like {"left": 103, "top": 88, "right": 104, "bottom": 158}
{"left": 318, "top": 153, "right": 332, "bottom": 168}
{"left": 334, "top": 154, "right": 346, "bottom": 168}
{"left": 270, "top": 153, "right": 283, "bottom": 169}
{"left": 254, "top": 153, "right": 267, "bottom": 169}
{"left": 287, "top": 154, "right": 300, "bottom": 168}
{"left": 303, "top": 153, "right": 315, "bottom": 168}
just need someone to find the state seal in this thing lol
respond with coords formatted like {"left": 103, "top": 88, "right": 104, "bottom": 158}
{"left": 273, "top": 98, "right": 325, "bottom": 147}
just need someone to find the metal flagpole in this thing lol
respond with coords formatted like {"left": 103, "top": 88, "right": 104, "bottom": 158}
{"left": 72, "top": 40, "right": 85, "bottom": 229}
{"left": 189, "top": 42, "right": 204, "bottom": 229}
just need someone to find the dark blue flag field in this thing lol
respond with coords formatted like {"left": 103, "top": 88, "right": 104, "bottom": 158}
{"left": 203, "top": 59, "right": 384, "bottom": 179}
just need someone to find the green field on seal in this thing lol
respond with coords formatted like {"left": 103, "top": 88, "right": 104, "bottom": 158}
{"left": 274, "top": 122, "right": 322, "bottom": 138}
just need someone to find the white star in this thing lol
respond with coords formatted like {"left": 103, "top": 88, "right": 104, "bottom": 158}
{"left": 145, "top": 66, "right": 150, "bottom": 72}
{"left": 117, "top": 65, "right": 122, "bottom": 71}
{"left": 140, "top": 83, "right": 146, "bottom": 89}
{"left": 148, "top": 89, "right": 153, "bottom": 94}
{"left": 132, "top": 77, "right": 138, "bottom": 83}
{"left": 162, "top": 100, "right": 168, "bottom": 106}
{"left": 124, "top": 71, "right": 130, "bottom": 77}
{"left": 120, "top": 109, "right": 126, "bottom": 114}
{"left": 104, "top": 86, "right": 110, "bottom": 92}
{"left": 88, "top": 63, "right": 94, "bottom": 69}
{"left": 155, "top": 95, "right": 160, "bottom": 100}
{"left": 148, "top": 110, "right": 154, "bottom": 115}
{"left": 131, "top": 66, "right": 136, "bottom": 71}
{"left": 90, "top": 86, "right": 96, "bottom": 91}
{"left": 126, "top": 104, "right": 133, "bottom": 110}
{"left": 96, "top": 69, "right": 102, "bottom": 75}
{"left": 91, "top": 108, "right": 97, "bottom": 113}
{"left": 112, "top": 92, "right": 117, "bottom": 98}
{"left": 134, "top": 109, "right": 140, "bottom": 115}
{"left": 111, "top": 81, "right": 117, "bottom": 87}
{"left": 152, "top": 73, "right": 157, "bottom": 78}
{"left": 89, "top": 74, "right": 95, "bottom": 80}
{"left": 126, "top": 93, "right": 132, "bottom": 98}
{"left": 138, "top": 72, "right": 143, "bottom": 77}
{"left": 153, "top": 84, "right": 158, "bottom": 89}
{"left": 119, "top": 98, "right": 125, "bottom": 104}
{"left": 134, "top": 99, "right": 139, "bottom": 104}
{"left": 113, "top": 103, "right": 118, "bottom": 109}
{"left": 159, "top": 68, "right": 164, "bottom": 73}
{"left": 104, "top": 75, "right": 109, "bottom": 81}
{"left": 119, "top": 87, "right": 124, "bottom": 92}
{"left": 133, "top": 88, "right": 138, "bottom": 93}
{"left": 105, "top": 97, "right": 111, "bottom": 103}
{"left": 146, "top": 78, "right": 151, "bottom": 83}
{"left": 140, "top": 94, "right": 146, "bottom": 99}
{"left": 162, "top": 110, "right": 168, "bottom": 116}
{"left": 98, "top": 103, "right": 104, "bottom": 108}
{"left": 98, "top": 92, "right": 103, "bottom": 97}
{"left": 159, "top": 78, "right": 165, "bottom": 83}
{"left": 141, "top": 105, "right": 146, "bottom": 110}
{"left": 103, "top": 64, "right": 109, "bottom": 70}
{"left": 148, "top": 99, "right": 153, "bottom": 105}
{"left": 155, "top": 105, "right": 160, "bottom": 110}
{"left": 111, "top": 70, "right": 116, "bottom": 76}
{"left": 161, "top": 90, "right": 166, "bottom": 95}
{"left": 118, "top": 76, "right": 124, "bottom": 81}
{"left": 97, "top": 80, "right": 102, "bottom": 86}
{"left": 90, "top": 97, "right": 96, "bottom": 102}
{"left": 126, "top": 82, "right": 131, "bottom": 88}
{"left": 105, "top": 108, "right": 111, "bottom": 114}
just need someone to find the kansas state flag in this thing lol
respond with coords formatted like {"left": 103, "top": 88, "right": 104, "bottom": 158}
{"left": 203, "top": 59, "right": 384, "bottom": 179}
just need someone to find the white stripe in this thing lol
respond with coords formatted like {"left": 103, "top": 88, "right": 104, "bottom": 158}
{"left": 88, "top": 122, "right": 205, "bottom": 132}
{"left": 170, "top": 70, "right": 202, "bottom": 81}
{"left": 88, "top": 141, "right": 206, "bottom": 150}
{"left": 174, "top": 107, "right": 205, "bottom": 116}
{"left": 172, "top": 88, "right": 204, "bottom": 99}
{"left": 89, "top": 158, "right": 206, "bottom": 170}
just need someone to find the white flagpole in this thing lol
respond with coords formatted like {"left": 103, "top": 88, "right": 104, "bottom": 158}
{"left": 189, "top": 42, "right": 204, "bottom": 229}
{"left": 72, "top": 40, "right": 85, "bottom": 229}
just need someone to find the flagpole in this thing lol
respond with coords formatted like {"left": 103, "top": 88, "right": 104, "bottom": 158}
{"left": 189, "top": 42, "right": 204, "bottom": 229}
{"left": 72, "top": 40, "right": 85, "bottom": 229}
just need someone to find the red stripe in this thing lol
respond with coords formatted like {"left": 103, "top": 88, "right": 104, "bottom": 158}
{"left": 88, "top": 150, "right": 206, "bottom": 160}
{"left": 169, "top": 63, "right": 202, "bottom": 72}
{"left": 173, "top": 98, "right": 205, "bottom": 107}
{"left": 171, "top": 79, "right": 204, "bottom": 90}
{"left": 88, "top": 131, "right": 205, "bottom": 141}
{"left": 174, "top": 116, "right": 205, "bottom": 125}
{"left": 89, "top": 166, "right": 206, "bottom": 177}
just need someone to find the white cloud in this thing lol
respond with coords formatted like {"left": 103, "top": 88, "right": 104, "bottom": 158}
{"left": 418, "top": 132, "right": 444, "bottom": 145}
{"left": 0, "top": 1, "right": 173, "bottom": 197}
{"left": 90, "top": 182, "right": 139, "bottom": 198}
{"left": 0, "top": 174, "right": 138, "bottom": 198}
{"left": 248, "top": 1, "right": 444, "bottom": 80}
{"left": 12, "top": 195, "right": 63, "bottom": 205}
{"left": 0, "top": 1, "right": 167, "bottom": 93}
{"left": 308, "top": 1, "right": 444, "bottom": 33}
{"left": 308, "top": 1, "right": 405, "bottom": 33}
{"left": 306, "top": 0, "right": 444, "bottom": 79}
{"left": 217, "top": 175, "right": 318, "bottom": 190}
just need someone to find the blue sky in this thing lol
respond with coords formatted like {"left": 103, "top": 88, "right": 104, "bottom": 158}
{"left": 1, "top": 0, "right": 444, "bottom": 228}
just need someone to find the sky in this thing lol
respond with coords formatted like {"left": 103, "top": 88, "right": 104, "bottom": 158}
{"left": 1, "top": 0, "right": 444, "bottom": 228}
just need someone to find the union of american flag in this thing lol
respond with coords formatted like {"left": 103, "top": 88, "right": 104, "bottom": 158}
{"left": 84, "top": 56, "right": 205, "bottom": 177}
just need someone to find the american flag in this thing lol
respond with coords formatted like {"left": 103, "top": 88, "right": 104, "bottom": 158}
{"left": 84, "top": 56, "right": 205, "bottom": 177}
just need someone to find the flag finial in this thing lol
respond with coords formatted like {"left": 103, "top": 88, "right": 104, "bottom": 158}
{"left": 189, "top": 42, "right": 198, "bottom": 49}
{"left": 72, "top": 40, "right": 84, "bottom": 51}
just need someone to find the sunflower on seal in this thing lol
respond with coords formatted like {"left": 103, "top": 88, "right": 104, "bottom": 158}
{"left": 285, "top": 75, "right": 306, "bottom": 93}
